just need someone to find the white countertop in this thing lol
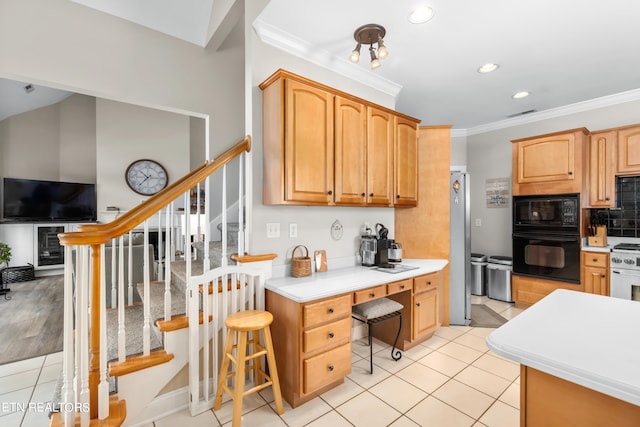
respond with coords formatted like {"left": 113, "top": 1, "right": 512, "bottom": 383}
{"left": 265, "top": 259, "right": 448, "bottom": 303}
{"left": 487, "top": 289, "right": 640, "bottom": 406}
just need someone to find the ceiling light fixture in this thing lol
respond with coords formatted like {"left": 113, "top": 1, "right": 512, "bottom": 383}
{"left": 349, "top": 24, "right": 388, "bottom": 70}
{"left": 477, "top": 63, "right": 499, "bottom": 73}
{"left": 512, "top": 91, "right": 530, "bottom": 99}
{"left": 409, "top": 6, "right": 435, "bottom": 24}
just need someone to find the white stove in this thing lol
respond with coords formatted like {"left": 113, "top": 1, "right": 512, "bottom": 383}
{"left": 610, "top": 243, "right": 640, "bottom": 301}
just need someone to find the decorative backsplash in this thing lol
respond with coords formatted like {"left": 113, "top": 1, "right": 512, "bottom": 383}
{"left": 593, "top": 176, "right": 640, "bottom": 237}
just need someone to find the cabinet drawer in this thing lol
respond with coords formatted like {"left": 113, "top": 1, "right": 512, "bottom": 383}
{"left": 303, "top": 317, "right": 351, "bottom": 354}
{"left": 584, "top": 252, "right": 608, "bottom": 268}
{"left": 303, "top": 295, "right": 351, "bottom": 328}
{"left": 414, "top": 272, "right": 440, "bottom": 293}
{"left": 387, "top": 278, "right": 411, "bottom": 295}
{"left": 303, "top": 342, "right": 352, "bottom": 394}
{"left": 353, "top": 284, "right": 387, "bottom": 304}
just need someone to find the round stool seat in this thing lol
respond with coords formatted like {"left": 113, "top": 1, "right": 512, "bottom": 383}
{"left": 225, "top": 310, "right": 273, "bottom": 331}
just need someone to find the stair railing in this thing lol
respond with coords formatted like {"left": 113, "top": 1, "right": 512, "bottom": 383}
{"left": 56, "top": 136, "right": 251, "bottom": 426}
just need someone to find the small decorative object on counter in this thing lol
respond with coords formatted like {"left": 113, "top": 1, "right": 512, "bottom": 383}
{"left": 314, "top": 250, "right": 327, "bottom": 272}
{"left": 291, "top": 245, "right": 312, "bottom": 277}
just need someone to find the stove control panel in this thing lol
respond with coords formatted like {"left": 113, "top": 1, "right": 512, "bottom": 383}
{"left": 610, "top": 254, "right": 640, "bottom": 268}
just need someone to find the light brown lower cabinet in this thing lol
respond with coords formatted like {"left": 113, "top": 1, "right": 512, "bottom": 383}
{"left": 265, "top": 271, "right": 442, "bottom": 408}
{"left": 520, "top": 366, "right": 640, "bottom": 427}
{"left": 581, "top": 251, "right": 609, "bottom": 296}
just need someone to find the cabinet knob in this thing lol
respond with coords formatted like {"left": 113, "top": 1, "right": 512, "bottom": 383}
{"left": 328, "top": 365, "right": 334, "bottom": 372}
{"left": 328, "top": 307, "right": 334, "bottom": 314}
{"left": 370, "top": 193, "right": 374, "bottom": 197}
{"left": 568, "top": 171, "right": 573, "bottom": 175}
{"left": 416, "top": 302, "right": 421, "bottom": 307}
{"left": 370, "top": 292, "right": 376, "bottom": 298}
{"left": 327, "top": 190, "right": 333, "bottom": 195}
{"left": 361, "top": 193, "right": 366, "bottom": 197}
{"left": 605, "top": 197, "right": 610, "bottom": 201}
{"left": 328, "top": 332, "right": 335, "bottom": 339}
{"left": 396, "top": 194, "right": 400, "bottom": 199}
{"left": 427, "top": 281, "right": 432, "bottom": 285}
{"left": 400, "top": 285, "right": 405, "bottom": 289}
{"left": 593, "top": 258, "right": 598, "bottom": 262}
{"left": 601, "top": 274, "right": 606, "bottom": 278}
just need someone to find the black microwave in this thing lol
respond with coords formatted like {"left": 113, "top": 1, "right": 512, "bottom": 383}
{"left": 513, "top": 194, "right": 579, "bottom": 233}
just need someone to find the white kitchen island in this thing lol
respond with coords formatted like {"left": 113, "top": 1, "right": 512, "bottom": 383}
{"left": 487, "top": 289, "right": 640, "bottom": 427}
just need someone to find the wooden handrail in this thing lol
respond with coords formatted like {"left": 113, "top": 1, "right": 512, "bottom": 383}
{"left": 58, "top": 135, "right": 251, "bottom": 246}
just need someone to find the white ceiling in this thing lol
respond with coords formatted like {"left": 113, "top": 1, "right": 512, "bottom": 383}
{"left": 5, "top": 0, "right": 640, "bottom": 130}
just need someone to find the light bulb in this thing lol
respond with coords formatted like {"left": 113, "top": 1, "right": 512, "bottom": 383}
{"left": 370, "top": 58, "right": 382, "bottom": 70}
{"left": 377, "top": 45, "right": 389, "bottom": 60}
{"left": 349, "top": 43, "right": 361, "bottom": 63}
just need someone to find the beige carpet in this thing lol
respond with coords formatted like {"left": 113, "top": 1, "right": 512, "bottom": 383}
{"left": 470, "top": 304, "right": 508, "bottom": 328}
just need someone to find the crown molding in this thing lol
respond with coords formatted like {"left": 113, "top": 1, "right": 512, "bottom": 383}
{"left": 253, "top": 18, "right": 402, "bottom": 99}
{"left": 464, "top": 88, "right": 640, "bottom": 136}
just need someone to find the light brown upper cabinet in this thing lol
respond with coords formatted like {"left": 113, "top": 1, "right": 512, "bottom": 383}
{"left": 617, "top": 125, "right": 640, "bottom": 175}
{"left": 394, "top": 116, "right": 419, "bottom": 206}
{"left": 334, "top": 96, "right": 367, "bottom": 205}
{"left": 587, "top": 130, "right": 616, "bottom": 207}
{"left": 512, "top": 128, "right": 588, "bottom": 196}
{"left": 260, "top": 69, "right": 420, "bottom": 207}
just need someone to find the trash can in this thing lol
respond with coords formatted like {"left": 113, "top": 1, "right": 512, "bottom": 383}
{"left": 470, "top": 253, "right": 487, "bottom": 296}
{"left": 487, "top": 256, "right": 513, "bottom": 302}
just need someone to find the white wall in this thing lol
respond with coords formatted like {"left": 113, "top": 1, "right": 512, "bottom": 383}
{"left": 95, "top": 99, "right": 190, "bottom": 222}
{"left": 59, "top": 94, "right": 96, "bottom": 183}
{"left": 468, "top": 99, "right": 640, "bottom": 257}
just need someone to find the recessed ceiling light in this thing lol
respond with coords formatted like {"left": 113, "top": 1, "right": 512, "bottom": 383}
{"left": 409, "top": 6, "right": 434, "bottom": 24}
{"left": 477, "top": 63, "right": 499, "bottom": 73}
{"left": 512, "top": 91, "right": 530, "bottom": 99}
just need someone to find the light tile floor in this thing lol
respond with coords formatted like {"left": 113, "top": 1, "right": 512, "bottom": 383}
{"left": 0, "top": 296, "right": 523, "bottom": 427}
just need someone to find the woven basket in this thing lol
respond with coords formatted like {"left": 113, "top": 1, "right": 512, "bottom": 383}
{"left": 291, "top": 245, "right": 312, "bottom": 277}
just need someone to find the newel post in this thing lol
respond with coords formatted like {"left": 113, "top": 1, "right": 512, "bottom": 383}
{"left": 89, "top": 244, "right": 101, "bottom": 418}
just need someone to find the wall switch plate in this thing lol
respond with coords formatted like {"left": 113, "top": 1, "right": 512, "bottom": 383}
{"left": 289, "top": 223, "right": 298, "bottom": 238}
{"left": 475, "top": 218, "right": 482, "bottom": 227}
{"left": 266, "top": 223, "right": 280, "bottom": 238}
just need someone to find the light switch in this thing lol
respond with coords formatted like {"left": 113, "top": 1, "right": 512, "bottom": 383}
{"left": 475, "top": 218, "right": 482, "bottom": 227}
{"left": 266, "top": 223, "right": 280, "bottom": 238}
{"left": 289, "top": 223, "right": 298, "bottom": 238}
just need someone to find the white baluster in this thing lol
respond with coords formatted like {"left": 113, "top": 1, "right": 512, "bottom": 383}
{"left": 98, "top": 244, "right": 109, "bottom": 419}
{"left": 127, "top": 231, "right": 133, "bottom": 305}
{"left": 245, "top": 149, "right": 253, "bottom": 254}
{"left": 118, "top": 236, "right": 126, "bottom": 362}
{"left": 110, "top": 239, "right": 116, "bottom": 309}
{"left": 62, "top": 245, "right": 75, "bottom": 426}
{"left": 143, "top": 221, "right": 151, "bottom": 355}
{"left": 157, "top": 211, "right": 163, "bottom": 280}
{"left": 238, "top": 153, "right": 245, "bottom": 256}
{"left": 221, "top": 165, "right": 227, "bottom": 268}
{"left": 164, "top": 205, "right": 172, "bottom": 321}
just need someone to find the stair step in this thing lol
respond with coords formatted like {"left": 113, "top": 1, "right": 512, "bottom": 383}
{"left": 49, "top": 395, "right": 126, "bottom": 427}
{"left": 156, "top": 312, "right": 213, "bottom": 332}
{"left": 109, "top": 349, "right": 174, "bottom": 377}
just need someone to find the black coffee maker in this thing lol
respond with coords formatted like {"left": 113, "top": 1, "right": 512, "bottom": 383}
{"left": 374, "top": 223, "right": 393, "bottom": 268}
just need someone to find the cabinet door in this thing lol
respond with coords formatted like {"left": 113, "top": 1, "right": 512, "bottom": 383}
{"left": 413, "top": 289, "right": 438, "bottom": 339}
{"left": 516, "top": 133, "right": 576, "bottom": 184}
{"left": 394, "top": 116, "right": 418, "bottom": 206}
{"left": 366, "top": 107, "right": 394, "bottom": 206}
{"left": 583, "top": 266, "right": 609, "bottom": 296}
{"left": 284, "top": 79, "right": 334, "bottom": 204}
{"left": 588, "top": 131, "right": 616, "bottom": 207}
{"left": 617, "top": 126, "right": 640, "bottom": 174}
{"left": 334, "top": 96, "right": 366, "bottom": 205}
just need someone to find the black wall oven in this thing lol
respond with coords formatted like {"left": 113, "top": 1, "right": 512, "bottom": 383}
{"left": 512, "top": 194, "right": 581, "bottom": 284}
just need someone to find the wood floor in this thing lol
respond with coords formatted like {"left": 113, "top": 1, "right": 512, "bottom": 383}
{"left": 0, "top": 275, "right": 64, "bottom": 365}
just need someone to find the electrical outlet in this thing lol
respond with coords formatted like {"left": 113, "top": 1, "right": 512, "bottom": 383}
{"left": 289, "top": 223, "right": 298, "bottom": 238}
{"left": 266, "top": 222, "right": 280, "bottom": 238}
{"left": 475, "top": 218, "right": 482, "bottom": 227}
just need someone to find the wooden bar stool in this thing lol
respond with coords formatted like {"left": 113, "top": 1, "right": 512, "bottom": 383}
{"left": 213, "top": 310, "right": 284, "bottom": 426}
{"left": 352, "top": 297, "right": 403, "bottom": 374}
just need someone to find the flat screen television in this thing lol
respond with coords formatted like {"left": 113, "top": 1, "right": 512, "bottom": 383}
{"left": 2, "top": 177, "right": 97, "bottom": 222}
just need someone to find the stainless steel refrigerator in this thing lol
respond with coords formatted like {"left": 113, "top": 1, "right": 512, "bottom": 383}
{"left": 450, "top": 171, "right": 471, "bottom": 325}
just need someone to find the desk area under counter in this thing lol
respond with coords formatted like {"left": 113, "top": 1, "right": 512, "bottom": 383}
{"left": 265, "top": 259, "right": 448, "bottom": 408}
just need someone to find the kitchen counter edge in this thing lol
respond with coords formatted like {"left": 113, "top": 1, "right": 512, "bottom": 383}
{"left": 265, "top": 259, "right": 448, "bottom": 303}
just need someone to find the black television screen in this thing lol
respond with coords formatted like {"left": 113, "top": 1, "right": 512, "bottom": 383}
{"left": 3, "top": 178, "right": 97, "bottom": 221}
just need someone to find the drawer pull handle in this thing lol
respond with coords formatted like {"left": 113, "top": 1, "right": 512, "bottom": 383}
{"left": 416, "top": 302, "right": 421, "bottom": 307}
{"left": 400, "top": 285, "right": 405, "bottom": 289}
{"left": 427, "top": 281, "right": 432, "bottom": 285}
{"left": 328, "top": 365, "right": 334, "bottom": 372}
{"left": 593, "top": 258, "right": 598, "bottom": 262}
{"left": 328, "top": 307, "right": 334, "bottom": 314}
{"left": 328, "top": 332, "right": 335, "bottom": 339}
{"left": 370, "top": 293, "right": 376, "bottom": 298}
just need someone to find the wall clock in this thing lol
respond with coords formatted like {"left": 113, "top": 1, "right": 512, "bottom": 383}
{"left": 125, "top": 159, "right": 169, "bottom": 196}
